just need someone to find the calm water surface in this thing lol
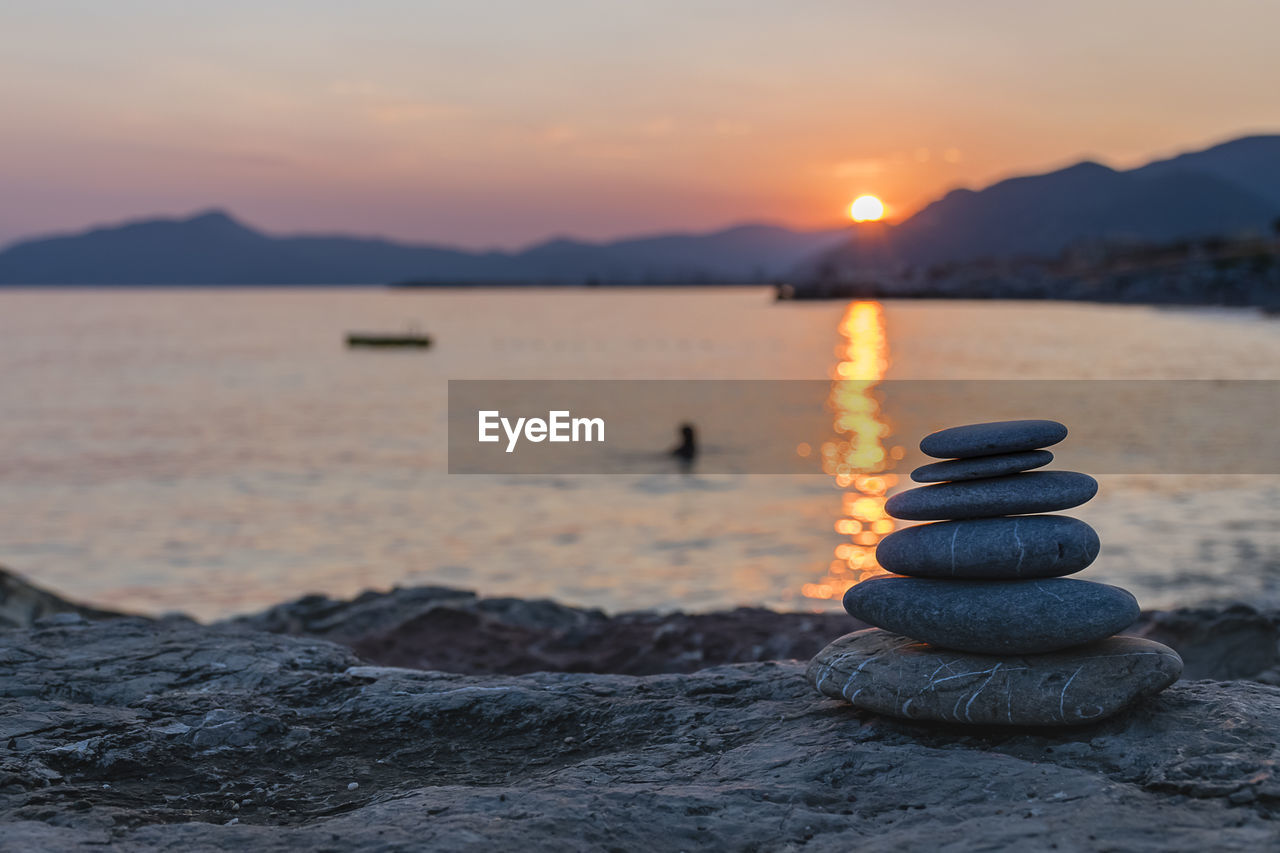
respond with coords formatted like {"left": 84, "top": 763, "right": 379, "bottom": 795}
{"left": 0, "top": 288, "right": 1276, "bottom": 620}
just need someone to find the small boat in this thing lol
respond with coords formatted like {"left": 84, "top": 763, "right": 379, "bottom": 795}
{"left": 345, "top": 331, "right": 433, "bottom": 349}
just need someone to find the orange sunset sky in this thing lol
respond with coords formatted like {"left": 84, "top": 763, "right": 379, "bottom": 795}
{"left": 1, "top": 1, "right": 1277, "bottom": 248}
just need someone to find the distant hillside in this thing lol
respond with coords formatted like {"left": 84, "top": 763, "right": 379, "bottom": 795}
{"left": 1136, "top": 135, "right": 1280, "bottom": 207}
{"left": 807, "top": 134, "right": 1280, "bottom": 274}
{"left": 0, "top": 212, "right": 848, "bottom": 286}
{"left": 8, "top": 133, "right": 1276, "bottom": 286}
{"left": 518, "top": 224, "right": 848, "bottom": 283}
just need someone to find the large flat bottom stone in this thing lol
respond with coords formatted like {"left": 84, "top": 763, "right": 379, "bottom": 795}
{"left": 808, "top": 628, "right": 1183, "bottom": 726}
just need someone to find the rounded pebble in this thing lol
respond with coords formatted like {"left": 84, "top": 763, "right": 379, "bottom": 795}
{"left": 885, "top": 471, "right": 1098, "bottom": 521}
{"left": 843, "top": 577, "right": 1139, "bottom": 654}
{"left": 876, "top": 515, "right": 1099, "bottom": 579}
{"left": 920, "top": 420, "right": 1067, "bottom": 459}
{"left": 911, "top": 450, "right": 1054, "bottom": 483}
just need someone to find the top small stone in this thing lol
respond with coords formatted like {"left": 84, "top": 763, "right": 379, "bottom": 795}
{"left": 920, "top": 419, "right": 1068, "bottom": 459}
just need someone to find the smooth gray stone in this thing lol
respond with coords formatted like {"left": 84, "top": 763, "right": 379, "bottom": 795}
{"left": 920, "top": 420, "right": 1068, "bottom": 459}
{"left": 885, "top": 471, "right": 1098, "bottom": 521}
{"left": 843, "top": 577, "right": 1139, "bottom": 654}
{"left": 808, "top": 628, "right": 1182, "bottom": 726}
{"left": 911, "top": 450, "right": 1053, "bottom": 483}
{"left": 876, "top": 515, "right": 1099, "bottom": 579}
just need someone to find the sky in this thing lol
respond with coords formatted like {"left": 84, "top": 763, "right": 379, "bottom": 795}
{"left": 1, "top": 0, "right": 1277, "bottom": 249}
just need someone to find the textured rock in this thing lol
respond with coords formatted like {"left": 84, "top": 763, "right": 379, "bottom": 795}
{"left": 9, "top": 565, "right": 1272, "bottom": 684}
{"left": 844, "top": 577, "right": 1140, "bottom": 654}
{"left": 809, "top": 628, "right": 1182, "bottom": 725}
{"left": 876, "top": 515, "right": 1100, "bottom": 579}
{"left": 920, "top": 419, "right": 1069, "bottom": 459}
{"left": 911, "top": 449, "right": 1054, "bottom": 483}
{"left": 224, "top": 584, "right": 484, "bottom": 644}
{"left": 886, "top": 471, "right": 1099, "bottom": 520}
{"left": 223, "top": 580, "right": 1280, "bottom": 683}
{"left": 0, "top": 563, "right": 129, "bottom": 629}
{"left": 1128, "top": 604, "right": 1280, "bottom": 681}
{"left": 229, "top": 589, "right": 856, "bottom": 675}
{"left": 2, "top": 618, "right": 1279, "bottom": 850}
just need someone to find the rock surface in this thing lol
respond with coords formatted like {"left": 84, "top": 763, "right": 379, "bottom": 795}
{"left": 919, "top": 419, "right": 1068, "bottom": 459}
{"left": 911, "top": 449, "right": 1054, "bottom": 483}
{"left": 885, "top": 471, "right": 1099, "bottom": 520}
{"left": 876, "top": 515, "right": 1100, "bottom": 578}
{"left": 6, "top": 566, "right": 1277, "bottom": 683}
{"left": 1132, "top": 604, "right": 1280, "bottom": 681}
{"left": 3, "top": 617, "right": 1280, "bottom": 850}
{"left": 0, "top": 564, "right": 127, "bottom": 629}
{"left": 809, "top": 628, "right": 1183, "bottom": 725}
{"left": 230, "top": 589, "right": 857, "bottom": 676}
{"left": 844, "top": 577, "right": 1140, "bottom": 654}
{"left": 226, "top": 579, "right": 1280, "bottom": 683}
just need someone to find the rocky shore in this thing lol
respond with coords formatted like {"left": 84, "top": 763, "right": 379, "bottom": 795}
{"left": 4, "top": 566, "right": 1280, "bottom": 849}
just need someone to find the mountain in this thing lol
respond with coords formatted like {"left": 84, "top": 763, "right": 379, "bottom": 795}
{"left": 0, "top": 212, "right": 848, "bottom": 285}
{"left": 519, "top": 224, "right": 849, "bottom": 282}
{"left": 1136, "top": 135, "right": 1280, "bottom": 208}
{"left": 0, "top": 211, "right": 515, "bottom": 285}
{"left": 7, "top": 133, "right": 1275, "bottom": 285}
{"left": 809, "top": 134, "right": 1280, "bottom": 273}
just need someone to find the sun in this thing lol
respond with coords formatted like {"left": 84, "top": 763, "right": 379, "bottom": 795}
{"left": 849, "top": 195, "right": 885, "bottom": 222}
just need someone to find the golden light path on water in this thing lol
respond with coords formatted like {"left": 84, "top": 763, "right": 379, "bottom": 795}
{"left": 802, "top": 301, "right": 904, "bottom": 602}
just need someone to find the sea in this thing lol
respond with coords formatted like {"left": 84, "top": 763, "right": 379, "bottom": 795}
{"left": 0, "top": 287, "right": 1277, "bottom": 621}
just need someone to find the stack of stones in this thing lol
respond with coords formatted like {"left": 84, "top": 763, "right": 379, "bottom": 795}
{"left": 807, "top": 419, "right": 1183, "bottom": 726}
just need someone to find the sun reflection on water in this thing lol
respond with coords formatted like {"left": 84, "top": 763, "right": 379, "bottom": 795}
{"left": 802, "top": 301, "right": 902, "bottom": 601}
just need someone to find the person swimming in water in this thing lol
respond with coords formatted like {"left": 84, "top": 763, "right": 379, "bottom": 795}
{"left": 671, "top": 422, "right": 697, "bottom": 472}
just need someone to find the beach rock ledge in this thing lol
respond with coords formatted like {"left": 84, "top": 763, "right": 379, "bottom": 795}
{"left": 3, "top": 615, "right": 1280, "bottom": 850}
